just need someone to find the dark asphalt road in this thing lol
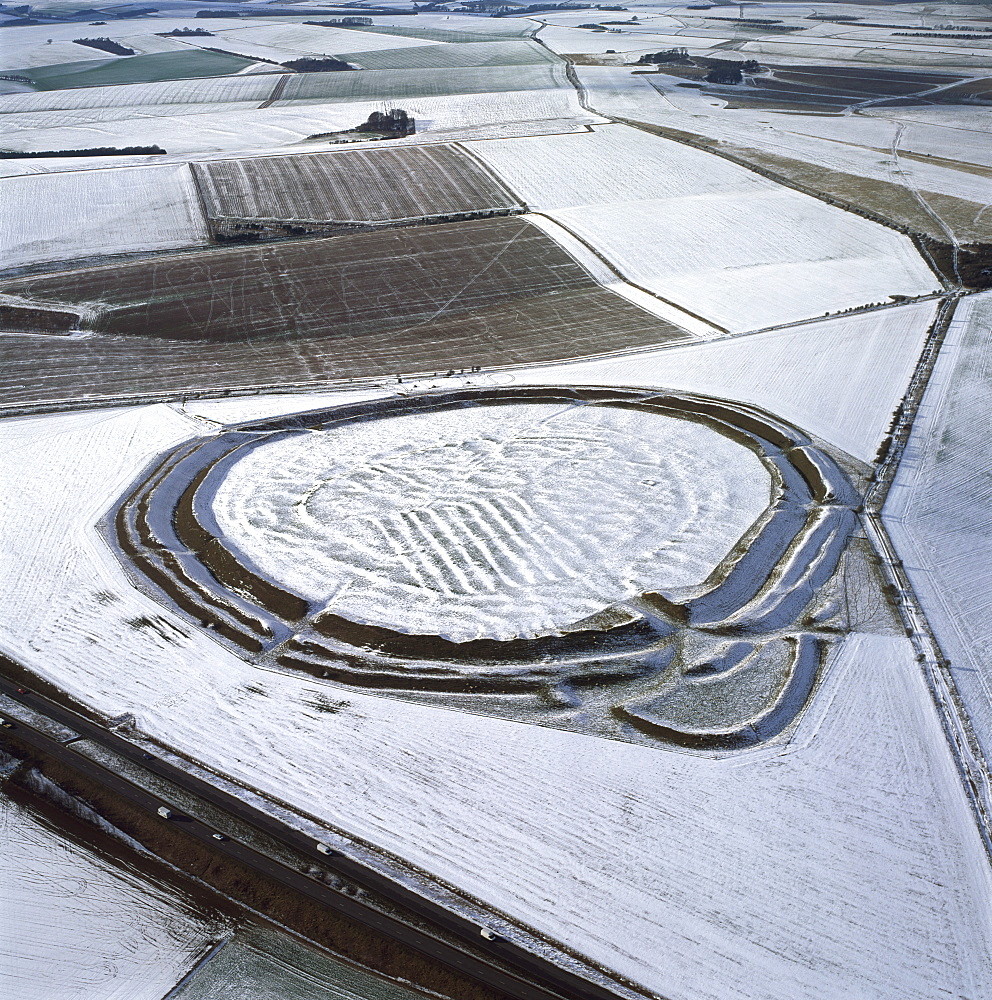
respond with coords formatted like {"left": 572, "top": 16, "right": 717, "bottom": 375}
{"left": 0, "top": 675, "right": 638, "bottom": 1000}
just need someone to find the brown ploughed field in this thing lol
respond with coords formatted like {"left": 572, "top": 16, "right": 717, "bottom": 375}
{"left": 0, "top": 217, "right": 687, "bottom": 407}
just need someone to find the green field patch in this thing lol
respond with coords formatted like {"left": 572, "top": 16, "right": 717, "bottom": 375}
{"left": 16, "top": 48, "right": 256, "bottom": 91}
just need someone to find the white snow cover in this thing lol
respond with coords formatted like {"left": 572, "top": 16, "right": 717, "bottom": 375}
{"left": 884, "top": 291, "right": 992, "bottom": 760}
{"left": 0, "top": 403, "right": 990, "bottom": 999}
{"left": 469, "top": 125, "right": 937, "bottom": 333}
{"left": 523, "top": 213, "right": 722, "bottom": 338}
{"left": 216, "top": 21, "right": 442, "bottom": 58}
{"left": 510, "top": 300, "right": 938, "bottom": 463}
{"left": 211, "top": 401, "right": 770, "bottom": 640}
{"left": 568, "top": 66, "right": 992, "bottom": 239}
{"left": 0, "top": 792, "right": 218, "bottom": 1000}
{"left": 0, "top": 90, "right": 597, "bottom": 156}
{"left": 1, "top": 163, "right": 209, "bottom": 268}
{"left": 0, "top": 18, "right": 294, "bottom": 70}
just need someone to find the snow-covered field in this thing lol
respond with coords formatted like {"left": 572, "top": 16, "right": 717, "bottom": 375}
{"left": 0, "top": 74, "right": 276, "bottom": 113}
{"left": 470, "top": 125, "right": 937, "bottom": 332}
{"left": 0, "top": 401, "right": 989, "bottom": 1000}
{"left": 885, "top": 291, "right": 992, "bottom": 760}
{"left": 2, "top": 4, "right": 991, "bottom": 996}
{"left": 2, "top": 162, "right": 208, "bottom": 269}
{"left": 211, "top": 400, "right": 770, "bottom": 641}
{"left": 511, "top": 300, "right": 938, "bottom": 464}
{"left": 213, "top": 21, "right": 441, "bottom": 59}
{"left": 0, "top": 87, "right": 596, "bottom": 156}
{"left": 573, "top": 69, "right": 992, "bottom": 240}
{"left": 0, "top": 792, "right": 220, "bottom": 1000}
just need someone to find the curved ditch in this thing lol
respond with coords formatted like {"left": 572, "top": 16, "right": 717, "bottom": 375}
{"left": 108, "top": 385, "right": 861, "bottom": 751}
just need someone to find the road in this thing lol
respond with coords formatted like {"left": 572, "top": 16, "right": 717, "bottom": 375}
{"left": 0, "top": 673, "right": 641, "bottom": 1000}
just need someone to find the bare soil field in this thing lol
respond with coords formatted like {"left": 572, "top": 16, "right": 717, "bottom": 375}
{"left": 191, "top": 144, "right": 523, "bottom": 237}
{"left": 0, "top": 288, "right": 682, "bottom": 408}
{"left": 0, "top": 218, "right": 686, "bottom": 406}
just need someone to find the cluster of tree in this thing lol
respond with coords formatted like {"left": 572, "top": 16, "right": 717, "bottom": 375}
{"left": 637, "top": 47, "right": 690, "bottom": 65}
{"left": 72, "top": 36, "right": 134, "bottom": 55}
{"left": 493, "top": 2, "right": 591, "bottom": 15}
{"left": 706, "top": 64, "right": 742, "bottom": 85}
{"left": 354, "top": 109, "right": 415, "bottom": 136}
{"left": 280, "top": 56, "right": 353, "bottom": 72}
{"left": 0, "top": 73, "right": 33, "bottom": 84}
{"left": 702, "top": 57, "right": 760, "bottom": 85}
{"left": 158, "top": 26, "right": 213, "bottom": 36}
{"left": 0, "top": 145, "right": 166, "bottom": 157}
{"left": 895, "top": 32, "right": 992, "bottom": 39}
{"left": 306, "top": 16, "right": 373, "bottom": 26}
{"left": 196, "top": 10, "right": 242, "bottom": 17}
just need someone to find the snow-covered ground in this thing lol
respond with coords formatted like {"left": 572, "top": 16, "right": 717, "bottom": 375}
{"left": 884, "top": 291, "right": 992, "bottom": 761}
{"left": 508, "top": 299, "right": 937, "bottom": 464}
{"left": 0, "top": 791, "right": 221, "bottom": 1000}
{"left": 568, "top": 66, "right": 992, "bottom": 242}
{"left": 469, "top": 125, "right": 936, "bottom": 333}
{"left": 0, "top": 88, "right": 597, "bottom": 156}
{"left": 210, "top": 400, "right": 771, "bottom": 641}
{"left": 0, "top": 401, "right": 989, "bottom": 1000}
{"left": 2, "top": 162, "right": 209, "bottom": 269}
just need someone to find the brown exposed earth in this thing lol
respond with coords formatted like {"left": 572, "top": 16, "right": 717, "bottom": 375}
{"left": 0, "top": 217, "right": 687, "bottom": 407}
{"left": 192, "top": 143, "right": 525, "bottom": 241}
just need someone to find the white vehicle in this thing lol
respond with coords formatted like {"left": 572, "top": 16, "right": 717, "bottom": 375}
{"left": 479, "top": 926, "right": 499, "bottom": 942}
{"left": 316, "top": 842, "right": 336, "bottom": 855}
{"left": 156, "top": 806, "right": 172, "bottom": 819}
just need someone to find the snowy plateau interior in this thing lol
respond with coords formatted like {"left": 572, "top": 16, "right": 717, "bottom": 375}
{"left": 210, "top": 401, "right": 770, "bottom": 640}
{"left": 3, "top": 2, "right": 992, "bottom": 1000}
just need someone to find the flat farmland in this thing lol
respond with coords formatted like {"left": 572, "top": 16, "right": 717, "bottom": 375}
{"left": 3, "top": 162, "right": 209, "bottom": 269}
{"left": 470, "top": 125, "right": 936, "bottom": 332}
{"left": 0, "top": 88, "right": 595, "bottom": 158}
{"left": 192, "top": 144, "right": 523, "bottom": 226}
{"left": 0, "top": 74, "right": 275, "bottom": 113}
{"left": 338, "top": 39, "right": 557, "bottom": 71}
{"left": 0, "top": 217, "right": 686, "bottom": 406}
{"left": 326, "top": 23, "right": 536, "bottom": 44}
{"left": 276, "top": 63, "right": 568, "bottom": 104}
{"left": 213, "top": 20, "right": 440, "bottom": 58}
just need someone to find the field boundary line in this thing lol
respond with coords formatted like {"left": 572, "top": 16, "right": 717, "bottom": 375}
{"left": 522, "top": 212, "right": 727, "bottom": 337}
{"left": 544, "top": 46, "right": 956, "bottom": 289}
{"left": 860, "top": 295, "right": 992, "bottom": 863}
{"left": 258, "top": 72, "right": 292, "bottom": 109}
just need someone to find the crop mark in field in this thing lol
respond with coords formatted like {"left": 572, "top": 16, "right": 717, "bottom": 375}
{"left": 107, "top": 387, "right": 875, "bottom": 753}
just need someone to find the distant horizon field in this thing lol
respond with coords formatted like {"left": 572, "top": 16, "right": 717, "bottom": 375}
{"left": 10, "top": 48, "right": 257, "bottom": 91}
